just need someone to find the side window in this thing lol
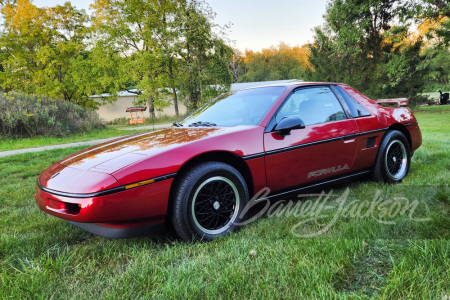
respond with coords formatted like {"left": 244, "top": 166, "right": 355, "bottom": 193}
{"left": 275, "top": 87, "right": 346, "bottom": 125}
{"left": 336, "top": 86, "right": 371, "bottom": 117}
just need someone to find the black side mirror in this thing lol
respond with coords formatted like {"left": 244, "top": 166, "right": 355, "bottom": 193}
{"left": 275, "top": 117, "right": 305, "bottom": 136}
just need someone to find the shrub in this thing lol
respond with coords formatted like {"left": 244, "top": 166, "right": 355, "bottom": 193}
{"left": 408, "top": 94, "right": 433, "bottom": 108}
{"left": 0, "top": 92, "right": 105, "bottom": 138}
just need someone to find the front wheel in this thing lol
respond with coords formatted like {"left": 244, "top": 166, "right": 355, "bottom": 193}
{"left": 372, "top": 130, "right": 411, "bottom": 183}
{"left": 171, "top": 162, "right": 249, "bottom": 241}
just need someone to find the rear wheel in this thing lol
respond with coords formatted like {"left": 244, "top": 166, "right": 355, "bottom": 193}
{"left": 372, "top": 130, "right": 411, "bottom": 183}
{"left": 171, "top": 162, "right": 249, "bottom": 241}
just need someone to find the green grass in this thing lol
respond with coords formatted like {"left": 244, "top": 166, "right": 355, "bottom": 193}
{"left": 0, "top": 107, "right": 449, "bottom": 298}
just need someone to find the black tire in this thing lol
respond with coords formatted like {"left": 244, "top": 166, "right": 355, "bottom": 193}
{"left": 372, "top": 130, "right": 411, "bottom": 183}
{"left": 171, "top": 161, "right": 249, "bottom": 241}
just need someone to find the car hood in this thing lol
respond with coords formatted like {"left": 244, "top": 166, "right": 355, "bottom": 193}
{"left": 59, "top": 126, "right": 247, "bottom": 173}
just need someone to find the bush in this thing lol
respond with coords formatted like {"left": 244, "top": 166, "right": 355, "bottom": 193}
{"left": 0, "top": 92, "right": 105, "bottom": 138}
{"left": 408, "top": 94, "right": 433, "bottom": 108}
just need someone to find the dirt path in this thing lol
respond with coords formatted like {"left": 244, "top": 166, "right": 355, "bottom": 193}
{"left": 0, "top": 123, "right": 173, "bottom": 158}
{"left": 111, "top": 123, "right": 173, "bottom": 131}
{"left": 0, "top": 137, "right": 120, "bottom": 158}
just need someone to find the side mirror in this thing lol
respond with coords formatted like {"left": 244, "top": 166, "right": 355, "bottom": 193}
{"left": 275, "top": 117, "right": 305, "bottom": 136}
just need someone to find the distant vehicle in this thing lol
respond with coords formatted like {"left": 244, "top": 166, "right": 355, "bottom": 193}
{"left": 437, "top": 90, "right": 449, "bottom": 105}
{"left": 35, "top": 82, "right": 422, "bottom": 241}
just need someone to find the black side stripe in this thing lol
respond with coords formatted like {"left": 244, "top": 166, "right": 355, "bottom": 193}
{"left": 265, "top": 136, "right": 343, "bottom": 156}
{"left": 242, "top": 153, "right": 266, "bottom": 160}
{"left": 266, "top": 170, "right": 371, "bottom": 199}
{"left": 37, "top": 173, "right": 177, "bottom": 198}
{"left": 243, "top": 127, "right": 388, "bottom": 160}
{"left": 355, "top": 127, "right": 388, "bottom": 136}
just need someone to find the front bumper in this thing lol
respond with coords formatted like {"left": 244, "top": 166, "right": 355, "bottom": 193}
{"left": 34, "top": 178, "right": 173, "bottom": 224}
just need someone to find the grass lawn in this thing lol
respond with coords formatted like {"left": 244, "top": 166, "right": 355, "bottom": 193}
{"left": 0, "top": 106, "right": 448, "bottom": 298}
{"left": 0, "top": 114, "right": 180, "bottom": 152}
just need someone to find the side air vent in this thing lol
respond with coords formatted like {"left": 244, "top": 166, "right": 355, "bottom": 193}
{"left": 366, "top": 137, "right": 377, "bottom": 148}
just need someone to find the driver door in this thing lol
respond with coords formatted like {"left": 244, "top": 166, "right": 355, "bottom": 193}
{"left": 264, "top": 86, "right": 359, "bottom": 193}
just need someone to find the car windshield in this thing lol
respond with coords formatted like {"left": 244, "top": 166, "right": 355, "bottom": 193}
{"left": 179, "top": 86, "right": 286, "bottom": 127}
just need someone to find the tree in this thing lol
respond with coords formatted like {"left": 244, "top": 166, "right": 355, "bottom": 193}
{"left": 90, "top": 0, "right": 232, "bottom": 114}
{"left": 176, "top": 0, "right": 233, "bottom": 109}
{"left": 423, "top": 46, "right": 450, "bottom": 90}
{"left": 238, "top": 43, "right": 310, "bottom": 83}
{"left": 90, "top": 0, "right": 166, "bottom": 117}
{"left": 0, "top": 0, "right": 93, "bottom": 106}
{"left": 404, "top": 0, "right": 450, "bottom": 42}
{"left": 306, "top": 0, "right": 428, "bottom": 99}
{"left": 228, "top": 51, "right": 246, "bottom": 83}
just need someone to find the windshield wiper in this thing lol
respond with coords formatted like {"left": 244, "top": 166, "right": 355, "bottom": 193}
{"left": 188, "top": 121, "right": 217, "bottom": 127}
{"left": 173, "top": 121, "right": 183, "bottom": 127}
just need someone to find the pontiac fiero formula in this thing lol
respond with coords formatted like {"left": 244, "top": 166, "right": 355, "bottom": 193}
{"left": 35, "top": 82, "right": 422, "bottom": 241}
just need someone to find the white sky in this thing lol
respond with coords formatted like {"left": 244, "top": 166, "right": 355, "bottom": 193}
{"left": 33, "top": 0, "right": 329, "bottom": 52}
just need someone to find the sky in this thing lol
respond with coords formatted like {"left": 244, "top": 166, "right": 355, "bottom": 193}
{"left": 33, "top": 0, "right": 329, "bottom": 52}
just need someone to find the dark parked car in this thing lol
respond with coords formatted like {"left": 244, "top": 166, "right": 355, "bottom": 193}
{"left": 438, "top": 90, "right": 449, "bottom": 105}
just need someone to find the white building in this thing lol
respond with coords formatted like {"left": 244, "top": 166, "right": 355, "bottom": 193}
{"left": 92, "top": 90, "right": 188, "bottom": 122}
{"left": 92, "top": 79, "right": 302, "bottom": 121}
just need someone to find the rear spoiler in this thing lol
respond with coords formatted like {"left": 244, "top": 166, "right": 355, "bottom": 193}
{"left": 375, "top": 98, "right": 409, "bottom": 107}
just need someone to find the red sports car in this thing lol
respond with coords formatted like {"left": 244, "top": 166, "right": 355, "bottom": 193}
{"left": 35, "top": 82, "right": 422, "bottom": 241}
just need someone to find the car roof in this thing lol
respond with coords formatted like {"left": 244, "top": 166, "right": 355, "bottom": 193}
{"left": 234, "top": 81, "right": 339, "bottom": 92}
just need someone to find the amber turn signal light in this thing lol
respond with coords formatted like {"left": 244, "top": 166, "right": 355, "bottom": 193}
{"left": 124, "top": 179, "right": 155, "bottom": 190}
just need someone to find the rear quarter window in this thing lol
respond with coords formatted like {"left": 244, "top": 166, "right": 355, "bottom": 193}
{"left": 336, "top": 86, "right": 371, "bottom": 117}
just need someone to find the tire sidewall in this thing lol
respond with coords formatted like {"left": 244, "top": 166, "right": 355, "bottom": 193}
{"left": 376, "top": 130, "right": 411, "bottom": 183}
{"left": 180, "top": 162, "right": 249, "bottom": 240}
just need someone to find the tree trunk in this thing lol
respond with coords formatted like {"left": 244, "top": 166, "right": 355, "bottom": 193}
{"left": 172, "top": 87, "right": 179, "bottom": 116}
{"left": 148, "top": 95, "right": 155, "bottom": 118}
{"left": 168, "top": 63, "right": 179, "bottom": 116}
{"left": 191, "top": 87, "right": 199, "bottom": 109}
{"left": 198, "top": 55, "right": 203, "bottom": 107}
